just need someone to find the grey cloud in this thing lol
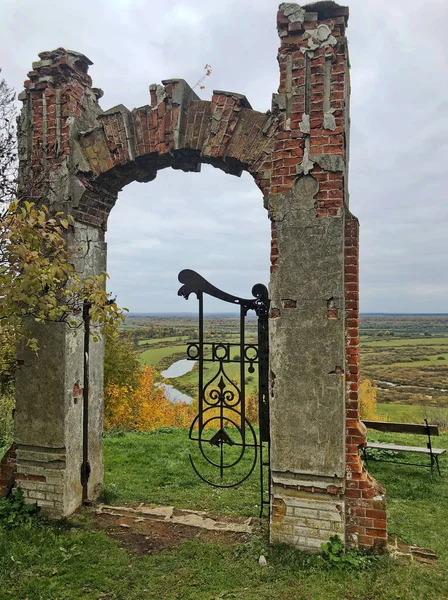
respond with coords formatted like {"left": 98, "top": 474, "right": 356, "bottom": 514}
{"left": 1, "top": 0, "right": 447, "bottom": 312}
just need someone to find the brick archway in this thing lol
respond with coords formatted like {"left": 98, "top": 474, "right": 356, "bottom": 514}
{"left": 2, "top": 2, "right": 387, "bottom": 551}
{"left": 76, "top": 84, "right": 277, "bottom": 229}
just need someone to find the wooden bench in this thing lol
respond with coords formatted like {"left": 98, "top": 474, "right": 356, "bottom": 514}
{"left": 360, "top": 419, "right": 445, "bottom": 476}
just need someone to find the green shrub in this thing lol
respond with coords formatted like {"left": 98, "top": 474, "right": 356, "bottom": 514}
{"left": 102, "top": 429, "right": 126, "bottom": 439}
{"left": 365, "top": 439, "right": 400, "bottom": 461}
{"left": 0, "top": 489, "right": 38, "bottom": 530}
{"left": 134, "top": 426, "right": 177, "bottom": 435}
{"left": 425, "top": 407, "right": 448, "bottom": 433}
{"left": 0, "top": 392, "right": 14, "bottom": 451}
{"left": 316, "top": 535, "right": 379, "bottom": 570}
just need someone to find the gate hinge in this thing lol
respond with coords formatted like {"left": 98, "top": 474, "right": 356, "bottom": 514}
{"left": 80, "top": 461, "right": 91, "bottom": 486}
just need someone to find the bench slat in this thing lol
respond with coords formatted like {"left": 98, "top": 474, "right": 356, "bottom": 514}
{"left": 366, "top": 442, "right": 446, "bottom": 455}
{"left": 362, "top": 420, "right": 439, "bottom": 436}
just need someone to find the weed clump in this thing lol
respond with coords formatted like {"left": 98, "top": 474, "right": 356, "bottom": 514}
{"left": 0, "top": 489, "right": 38, "bottom": 529}
{"left": 234, "top": 534, "right": 385, "bottom": 572}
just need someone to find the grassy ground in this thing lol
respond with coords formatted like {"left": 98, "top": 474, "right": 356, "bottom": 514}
{"left": 364, "top": 430, "right": 448, "bottom": 565}
{"left": 2, "top": 428, "right": 448, "bottom": 599}
{"left": 102, "top": 429, "right": 266, "bottom": 516}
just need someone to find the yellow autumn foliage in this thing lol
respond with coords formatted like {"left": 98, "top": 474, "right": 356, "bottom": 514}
{"left": 104, "top": 366, "right": 195, "bottom": 432}
{"left": 104, "top": 365, "right": 261, "bottom": 434}
{"left": 359, "top": 378, "right": 379, "bottom": 421}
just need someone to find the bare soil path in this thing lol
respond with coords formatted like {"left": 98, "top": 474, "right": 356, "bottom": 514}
{"left": 91, "top": 503, "right": 256, "bottom": 555}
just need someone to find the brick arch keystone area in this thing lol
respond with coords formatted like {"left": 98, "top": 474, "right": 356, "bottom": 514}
{"left": 0, "top": 1, "right": 387, "bottom": 552}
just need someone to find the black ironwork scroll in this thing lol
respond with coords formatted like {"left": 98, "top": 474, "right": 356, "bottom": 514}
{"left": 178, "top": 270, "right": 270, "bottom": 517}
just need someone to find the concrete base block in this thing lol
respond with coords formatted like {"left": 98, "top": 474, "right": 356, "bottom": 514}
{"left": 270, "top": 475, "right": 345, "bottom": 551}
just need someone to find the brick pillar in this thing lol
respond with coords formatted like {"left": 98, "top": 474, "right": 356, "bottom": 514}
{"left": 268, "top": 2, "right": 386, "bottom": 551}
{"left": 14, "top": 49, "right": 106, "bottom": 515}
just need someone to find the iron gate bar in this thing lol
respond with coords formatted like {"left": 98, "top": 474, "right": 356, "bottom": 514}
{"left": 177, "top": 269, "right": 270, "bottom": 517}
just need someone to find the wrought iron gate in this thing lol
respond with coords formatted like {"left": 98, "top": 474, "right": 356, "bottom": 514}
{"left": 177, "top": 270, "right": 270, "bottom": 516}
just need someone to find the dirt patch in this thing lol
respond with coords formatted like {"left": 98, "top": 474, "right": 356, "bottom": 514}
{"left": 92, "top": 512, "right": 251, "bottom": 555}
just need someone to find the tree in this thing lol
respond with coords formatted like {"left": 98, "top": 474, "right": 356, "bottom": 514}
{"left": 359, "top": 379, "right": 379, "bottom": 421}
{"left": 104, "top": 366, "right": 194, "bottom": 432}
{"left": 104, "top": 331, "right": 141, "bottom": 391}
{"left": 0, "top": 71, "right": 16, "bottom": 207}
{"left": 0, "top": 200, "right": 124, "bottom": 352}
{"left": 0, "top": 71, "right": 18, "bottom": 448}
{"left": 0, "top": 68, "right": 124, "bottom": 354}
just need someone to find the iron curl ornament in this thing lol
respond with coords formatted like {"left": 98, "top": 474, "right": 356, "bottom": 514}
{"left": 178, "top": 270, "right": 270, "bottom": 516}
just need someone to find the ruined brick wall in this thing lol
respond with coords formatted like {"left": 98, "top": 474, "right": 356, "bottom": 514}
{"left": 75, "top": 85, "right": 277, "bottom": 229}
{"left": 344, "top": 215, "right": 387, "bottom": 548}
{"left": 12, "top": 1, "right": 387, "bottom": 549}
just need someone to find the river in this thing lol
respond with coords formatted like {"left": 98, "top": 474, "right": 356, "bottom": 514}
{"left": 161, "top": 359, "right": 195, "bottom": 378}
{"left": 160, "top": 359, "right": 196, "bottom": 404}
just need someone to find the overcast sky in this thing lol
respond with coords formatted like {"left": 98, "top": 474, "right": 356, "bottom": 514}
{"left": 2, "top": 0, "right": 447, "bottom": 313}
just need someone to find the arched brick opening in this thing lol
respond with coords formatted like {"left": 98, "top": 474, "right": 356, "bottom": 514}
{"left": 75, "top": 83, "right": 276, "bottom": 228}
{"left": 2, "top": 2, "right": 387, "bottom": 551}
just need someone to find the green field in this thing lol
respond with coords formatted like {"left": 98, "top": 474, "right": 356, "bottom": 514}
{"left": 133, "top": 319, "right": 448, "bottom": 421}
{"left": 363, "top": 336, "right": 448, "bottom": 347}
{"left": 377, "top": 402, "right": 448, "bottom": 425}
{"left": 380, "top": 353, "right": 448, "bottom": 368}
{"left": 360, "top": 329, "right": 448, "bottom": 417}
{"left": 2, "top": 428, "right": 448, "bottom": 599}
{"left": 138, "top": 335, "right": 190, "bottom": 346}
{"left": 139, "top": 342, "right": 259, "bottom": 399}
{"left": 139, "top": 345, "right": 188, "bottom": 367}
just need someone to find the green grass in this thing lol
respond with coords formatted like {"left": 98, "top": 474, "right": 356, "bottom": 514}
{"left": 364, "top": 430, "right": 448, "bottom": 553}
{"left": 0, "top": 518, "right": 395, "bottom": 600}
{"left": 139, "top": 345, "right": 188, "bottom": 367}
{"left": 2, "top": 429, "right": 448, "bottom": 599}
{"left": 103, "top": 429, "right": 266, "bottom": 516}
{"left": 363, "top": 337, "right": 448, "bottom": 348}
{"left": 384, "top": 353, "right": 448, "bottom": 368}
{"left": 377, "top": 402, "right": 435, "bottom": 423}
